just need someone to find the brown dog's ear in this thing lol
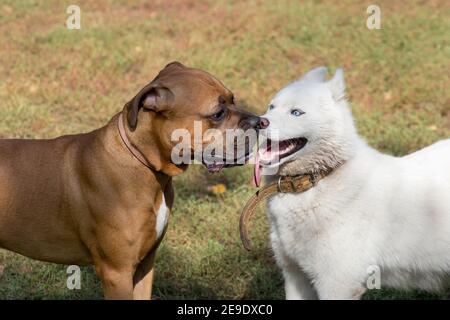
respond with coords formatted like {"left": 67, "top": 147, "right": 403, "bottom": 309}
{"left": 164, "top": 61, "right": 185, "bottom": 69}
{"left": 125, "top": 84, "right": 174, "bottom": 131}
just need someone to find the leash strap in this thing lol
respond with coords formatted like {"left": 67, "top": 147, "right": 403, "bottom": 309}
{"left": 239, "top": 172, "right": 328, "bottom": 251}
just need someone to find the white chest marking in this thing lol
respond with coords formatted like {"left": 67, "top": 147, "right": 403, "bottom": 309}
{"left": 155, "top": 193, "right": 169, "bottom": 239}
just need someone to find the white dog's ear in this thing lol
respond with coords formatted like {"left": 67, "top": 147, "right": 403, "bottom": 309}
{"left": 299, "top": 66, "right": 327, "bottom": 83}
{"left": 328, "top": 68, "right": 346, "bottom": 101}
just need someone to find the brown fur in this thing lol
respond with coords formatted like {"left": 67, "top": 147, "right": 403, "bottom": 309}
{"left": 0, "top": 62, "right": 260, "bottom": 299}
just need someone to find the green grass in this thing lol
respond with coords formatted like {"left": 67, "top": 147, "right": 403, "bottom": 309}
{"left": 0, "top": 0, "right": 449, "bottom": 299}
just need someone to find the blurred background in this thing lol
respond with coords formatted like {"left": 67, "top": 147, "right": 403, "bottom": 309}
{"left": 0, "top": 0, "right": 448, "bottom": 299}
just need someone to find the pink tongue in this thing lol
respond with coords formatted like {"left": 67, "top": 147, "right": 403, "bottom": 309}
{"left": 252, "top": 152, "right": 262, "bottom": 187}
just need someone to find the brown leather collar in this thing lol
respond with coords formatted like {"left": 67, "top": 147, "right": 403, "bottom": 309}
{"left": 117, "top": 113, "right": 155, "bottom": 170}
{"left": 239, "top": 171, "right": 331, "bottom": 251}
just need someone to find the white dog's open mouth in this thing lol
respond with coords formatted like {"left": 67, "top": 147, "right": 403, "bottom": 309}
{"left": 259, "top": 138, "right": 307, "bottom": 165}
{"left": 253, "top": 137, "right": 307, "bottom": 186}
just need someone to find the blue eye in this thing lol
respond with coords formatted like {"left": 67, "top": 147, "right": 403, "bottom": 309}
{"left": 291, "top": 109, "right": 304, "bottom": 117}
{"left": 268, "top": 104, "right": 275, "bottom": 110}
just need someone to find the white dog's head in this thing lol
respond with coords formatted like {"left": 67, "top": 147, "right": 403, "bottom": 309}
{"left": 258, "top": 67, "right": 359, "bottom": 177}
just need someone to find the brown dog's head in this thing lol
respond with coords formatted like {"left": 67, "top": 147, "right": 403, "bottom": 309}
{"left": 123, "top": 62, "right": 267, "bottom": 176}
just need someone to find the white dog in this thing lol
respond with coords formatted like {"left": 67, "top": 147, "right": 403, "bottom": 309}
{"left": 256, "top": 67, "right": 450, "bottom": 299}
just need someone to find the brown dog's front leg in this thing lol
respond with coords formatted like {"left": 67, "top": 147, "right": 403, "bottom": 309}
{"left": 133, "top": 251, "right": 156, "bottom": 300}
{"left": 96, "top": 264, "right": 134, "bottom": 300}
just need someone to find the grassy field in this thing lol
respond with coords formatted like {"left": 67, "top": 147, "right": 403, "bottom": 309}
{"left": 0, "top": 0, "right": 449, "bottom": 299}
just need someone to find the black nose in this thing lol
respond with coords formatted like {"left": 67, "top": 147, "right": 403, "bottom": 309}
{"left": 258, "top": 117, "right": 270, "bottom": 129}
{"left": 239, "top": 116, "right": 270, "bottom": 130}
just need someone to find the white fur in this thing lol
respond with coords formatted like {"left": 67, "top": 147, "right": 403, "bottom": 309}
{"left": 156, "top": 193, "right": 169, "bottom": 239}
{"left": 261, "top": 67, "right": 450, "bottom": 299}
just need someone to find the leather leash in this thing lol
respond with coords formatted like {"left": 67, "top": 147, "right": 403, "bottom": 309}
{"left": 239, "top": 171, "right": 330, "bottom": 251}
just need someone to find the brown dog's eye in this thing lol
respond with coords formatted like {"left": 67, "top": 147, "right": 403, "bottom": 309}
{"left": 210, "top": 108, "right": 227, "bottom": 121}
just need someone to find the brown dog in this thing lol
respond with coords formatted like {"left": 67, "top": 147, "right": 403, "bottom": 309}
{"left": 0, "top": 62, "right": 266, "bottom": 299}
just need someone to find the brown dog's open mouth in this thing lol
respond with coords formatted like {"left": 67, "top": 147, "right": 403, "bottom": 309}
{"left": 203, "top": 151, "right": 252, "bottom": 173}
